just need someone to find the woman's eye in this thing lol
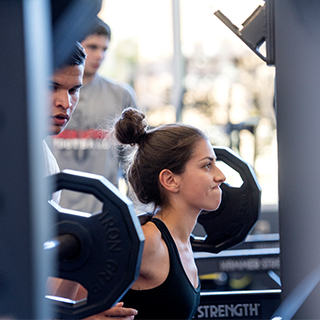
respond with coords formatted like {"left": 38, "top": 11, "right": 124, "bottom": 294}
{"left": 205, "top": 163, "right": 212, "bottom": 169}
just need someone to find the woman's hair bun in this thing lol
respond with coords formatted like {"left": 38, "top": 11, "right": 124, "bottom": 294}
{"left": 115, "top": 108, "right": 148, "bottom": 146}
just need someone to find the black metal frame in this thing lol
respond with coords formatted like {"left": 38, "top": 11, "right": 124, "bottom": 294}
{"left": 0, "top": 1, "right": 101, "bottom": 318}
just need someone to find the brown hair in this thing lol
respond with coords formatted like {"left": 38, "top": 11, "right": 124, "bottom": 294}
{"left": 114, "top": 108, "right": 207, "bottom": 211}
{"left": 87, "top": 17, "right": 111, "bottom": 40}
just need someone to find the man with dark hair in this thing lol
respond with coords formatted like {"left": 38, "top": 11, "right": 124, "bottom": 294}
{"left": 51, "top": 18, "right": 138, "bottom": 213}
{"left": 43, "top": 42, "right": 86, "bottom": 204}
{"left": 45, "top": 42, "right": 137, "bottom": 320}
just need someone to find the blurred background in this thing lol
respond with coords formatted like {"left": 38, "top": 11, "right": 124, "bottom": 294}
{"left": 97, "top": 0, "right": 277, "bottom": 208}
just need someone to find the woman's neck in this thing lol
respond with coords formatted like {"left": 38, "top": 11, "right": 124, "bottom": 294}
{"left": 154, "top": 207, "right": 199, "bottom": 243}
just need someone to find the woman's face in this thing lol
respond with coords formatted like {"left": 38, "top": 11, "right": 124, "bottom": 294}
{"left": 177, "top": 138, "right": 226, "bottom": 213}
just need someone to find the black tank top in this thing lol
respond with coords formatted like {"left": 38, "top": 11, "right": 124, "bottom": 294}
{"left": 121, "top": 218, "right": 201, "bottom": 319}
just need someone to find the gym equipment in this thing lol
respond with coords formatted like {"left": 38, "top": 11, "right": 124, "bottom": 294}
{"left": 195, "top": 235, "right": 280, "bottom": 292}
{"left": 47, "top": 146, "right": 260, "bottom": 318}
{"left": 44, "top": 170, "right": 144, "bottom": 319}
{"left": 0, "top": 1, "right": 102, "bottom": 318}
{"left": 214, "top": 0, "right": 275, "bottom": 66}
{"left": 191, "top": 146, "right": 261, "bottom": 253}
{"left": 194, "top": 289, "right": 281, "bottom": 319}
{"left": 195, "top": 247, "right": 280, "bottom": 276}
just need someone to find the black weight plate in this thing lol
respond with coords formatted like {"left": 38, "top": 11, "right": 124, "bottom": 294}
{"left": 191, "top": 147, "right": 261, "bottom": 253}
{"left": 45, "top": 169, "right": 144, "bottom": 319}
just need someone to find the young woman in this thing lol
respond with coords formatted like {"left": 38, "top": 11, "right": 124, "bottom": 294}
{"left": 113, "top": 108, "right": 226, "bottom": 319}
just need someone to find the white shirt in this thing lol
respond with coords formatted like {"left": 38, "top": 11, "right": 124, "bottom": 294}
{"left": 42, "top": 139, "right": 61, "bottom": 204}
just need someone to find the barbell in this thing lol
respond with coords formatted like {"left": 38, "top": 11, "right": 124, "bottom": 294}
{"left": 45, "top": 146, "right": 260, "bottom": 319}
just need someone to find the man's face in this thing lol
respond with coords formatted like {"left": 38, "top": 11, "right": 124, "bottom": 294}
{"left": 48, "top": 64, "right": 84, "bottom": 135}
{"left": 81, "top": 33, "right": 110, "bottom": 76}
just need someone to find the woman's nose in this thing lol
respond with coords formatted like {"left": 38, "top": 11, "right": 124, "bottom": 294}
{"left": 215, "top": 167, "right": 226, "bottom": 183}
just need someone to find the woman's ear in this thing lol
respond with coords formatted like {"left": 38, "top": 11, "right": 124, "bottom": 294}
{"left": 159, "top": 169, "right": 179, "bottom": 193}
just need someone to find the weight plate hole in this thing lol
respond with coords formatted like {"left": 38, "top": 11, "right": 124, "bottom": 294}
{"left": 46, "top": 277, "right": 88, "bottom": 304}
{"left": 58, "top": 190, "right": 103, "bottom": 215}
{"left": 192, "top": 223, "right": 207, "bottom": 240}
{"left": 217, "top": 160, "right": 243, "bottom": 188}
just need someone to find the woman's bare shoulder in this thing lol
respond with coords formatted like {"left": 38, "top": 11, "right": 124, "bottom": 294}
{"left": 132, "top": 220, "right": 169, "bottom": 289}
{"left": 141, "top": 220, "right": 163, "bottom": 253}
